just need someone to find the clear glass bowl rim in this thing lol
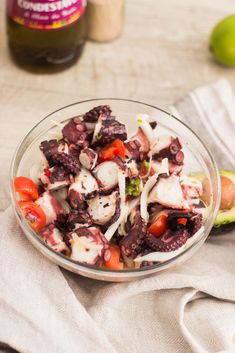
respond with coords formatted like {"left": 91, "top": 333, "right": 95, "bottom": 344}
{"left": 9, "top": 98, "right": 221, "bottom": 280}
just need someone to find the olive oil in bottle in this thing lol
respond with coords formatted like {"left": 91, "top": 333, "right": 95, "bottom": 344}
{"left": 7, "top": 0, "right": 87, "bottom": 71}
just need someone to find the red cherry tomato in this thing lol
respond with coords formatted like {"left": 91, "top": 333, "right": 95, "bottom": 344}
{"left": 100, "top": 139, "right": 126, "bottom": 161}
{"left": 14, "top": 177, "right": 39, "bottom": 201}
{"left": 18, "top": 200, "right": 46, "bottom": 232}
{"left": 177, "top": 218, "right": 187, "bottom": 226}
{"left": 104, "top": 245, "right": 124, "bottom": 270}
{"left": 112, "top": 139, "right": 126, "bottom": 158}
{"left": 148, "top": 214, "right": 168, "bottom": 237}
{"left": 100, "top": 146, "right": 117, "bottom": 161}
{"left": 177, "top": 209, "right": 190, "bottom": 226}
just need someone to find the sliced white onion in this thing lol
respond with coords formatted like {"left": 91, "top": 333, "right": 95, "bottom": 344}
{"left": 125, "top": 159, "right": 139, "bottom": 178}
{"left": 92, "top": 119, "right": 102, "bottom": 144}
{"left": 52, "top": 187, "right": 68, "bottom": 201}
{"left": 47, "top": 119, "right": 64, "bottom": 139}
{"left": 136, "top": 114, "right": 155, "bottom": 144}
{"left": 151, "top": 160, "right": 163, "bottom": 173}
{"left": 50, "top": 119, "right": 64, "bottom": 128}
{"left": 85, "top": 122, "right": 96, "bottom": 132}
{"left": 188, "top": 198, "right": 200, "bottom": 206}
{"left": 193, "top": 206, "right": 209, "bottom": 219}
{"left": 134, "top": 226, "right": 204, "bottom": 263}
{"left": 140, "top": 158, "right": 169, "bottom": 222}
{"left": 52, "top": 187, "right": 70, "bottom": 214}
{"left": 104, "top": 170, "right": 126, "bottom": 241}
{"left": 30, "top": 162, "right": 45, "bottom": 183}
{"left": 79, "top": 149, "right": 98, "bottom": 170}
{"left": 59, "top": 200, "right": 70, "bottom": 214}
{"left": 140, "top": 151, "right": 153, "bottom": 179}
{"left": 118, "top": 197, "right": 140, "bottom": 236}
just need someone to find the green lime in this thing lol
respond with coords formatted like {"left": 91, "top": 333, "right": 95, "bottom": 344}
{"left": 210, "top": 15, "right": 235, "bottom": 67}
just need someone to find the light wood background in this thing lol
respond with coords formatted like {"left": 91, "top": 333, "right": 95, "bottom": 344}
{"left": 0, "top": 0, "right": 235, "bottom": 213}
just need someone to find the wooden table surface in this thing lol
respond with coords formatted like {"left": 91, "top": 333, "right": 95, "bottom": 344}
{"left": 0, "top": 0, "right": 235, "bottom": 213}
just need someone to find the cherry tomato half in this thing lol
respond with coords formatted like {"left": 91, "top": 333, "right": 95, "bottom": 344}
{"left": 148, "top": 214, "right": 168, "bottom": 237}
{"left": 112, "top": 139, "right": 126, "bottom": 158}
{"left": 100, "top": 146, "right": 117, "bottom": 161}
{"left": 18, "top": 200, "right": 46, "bottom": 232}
{"left": 14, "top": 177, "right": 39, "bottom": 201}
{"left": 104, "top": 245, "right": 124, "bottom": 270}
{"left": 177, "top": 218, "right": 187, "bottom": 226}
{"left": 100, "top": 139, "right": 126, "bottom": 161}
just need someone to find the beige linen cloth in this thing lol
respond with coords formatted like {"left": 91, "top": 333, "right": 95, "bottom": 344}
{"left": 1, "top": 79, "right": 235, "bottom": 353}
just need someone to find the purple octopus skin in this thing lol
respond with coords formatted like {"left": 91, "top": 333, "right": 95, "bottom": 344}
{"left": 68, "top": 189, "right": 87, "bottom": 210}
{"left": 79, "top": 147, "right": 98, "bottom": 170}
{"left": 153, "top": 137, "right": 184, "bottom": 166}
{"left": 112, "top": 155, "right": 126, "bottom": 171}
{"left": 53, "top": 152, "right": 81, "bottom": 174}
{"left": 40, "top": 166, "right": 74, "bottom": 190}
{"left": 120, "top": 211, "right": 147, "bottom": 259}
{"left": 67, "top": 210, "right": 93, "bottom": 231}
{"left": 74, "top": 226, "right": 108, "bottom": 245}
{"left": 167, "top": 211, "right": 202, "bottom": 236}
{"left": 54, "top": 213, "right": 68, "bottom": 232}
{"left": 187, "top": 213, "right": 203, "bottom": 236}
{"left": 146, "top": 229, "right": 189, "bottom": 252}
{"left": 83, "top": 105, "right": 112, "bottom": 123}
{"left": 95, "top": 118, "right": 127, "bottom": 146}
{"left": 48, "top": 165, "right": 73, "bottom": 183}
{"left": 167, "top": 211, "right": 193, "bottom": 231}
{"left": 62, "top": 118, "right": 89, "bottom": 149}
{"left": 40, "top": 139, "right": 67, "bottom": 166}
{"left": 149, "top": 121, "right": 157, "bottom": 130}
{"left": 63, "top": 231, "right": 73, "bottom": 249}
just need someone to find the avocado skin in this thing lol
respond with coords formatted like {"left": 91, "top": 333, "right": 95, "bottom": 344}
{"left": 210, "top": 222, "right": 235, "bottom": 235}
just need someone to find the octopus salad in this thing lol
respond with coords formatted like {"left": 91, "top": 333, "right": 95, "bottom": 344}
{"left": 14, "top": 105, "right": 206, "bottom": 270}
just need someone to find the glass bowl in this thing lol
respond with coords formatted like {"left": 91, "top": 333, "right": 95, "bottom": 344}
{"left": 9, "top": 99, "right": 221, "bottom": 282}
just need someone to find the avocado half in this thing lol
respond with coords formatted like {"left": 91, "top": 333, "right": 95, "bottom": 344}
{"left": 191, "top": 170, "right": 235, "bottom": 232}
{"left": 214, "top": 170, "right": 235, "bottom": 228}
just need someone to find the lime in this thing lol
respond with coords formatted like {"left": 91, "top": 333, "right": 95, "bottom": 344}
{"left": 210, "top": 15, "right": 235, "bottom": 67}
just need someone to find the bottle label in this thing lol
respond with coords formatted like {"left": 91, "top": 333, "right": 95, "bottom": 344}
{"left": 8, "top": 0, "right": 86, "bottom": 30}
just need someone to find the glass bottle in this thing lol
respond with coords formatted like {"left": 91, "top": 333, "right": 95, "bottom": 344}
{"left": 6, "top": 0, "right": 87, "bottom": 72}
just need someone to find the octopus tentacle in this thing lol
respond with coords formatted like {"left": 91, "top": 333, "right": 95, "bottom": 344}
{"left": 146, "top": 229, "right": 189, "bottom": 252}
{"left": 53, "top": 152, "right": 81, "bottom": 174}
{"left": 83, "top": 105, "right": 112, "bottom": 123}
{"left": 120, "top": 211, "right": 147, "bottom": 258}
